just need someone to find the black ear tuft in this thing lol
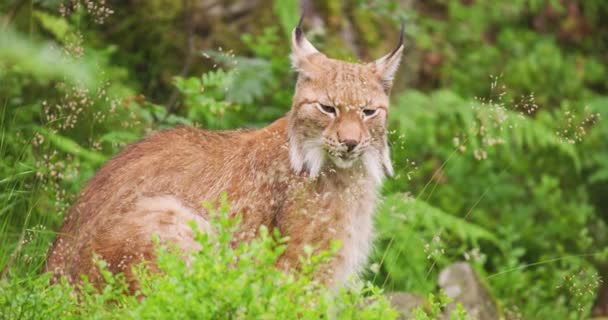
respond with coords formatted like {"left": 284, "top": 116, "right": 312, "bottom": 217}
{"left": 295, "top": 14, "right": 305, "bottom": 44}
{"left": 386, "top": 19, "right": 405, "bottom": 60}
{"left": 297, "top": 13, "right": 305, "bottom": 29}
{"left": 372, "top": 19, "right": 406, "bottom": 93}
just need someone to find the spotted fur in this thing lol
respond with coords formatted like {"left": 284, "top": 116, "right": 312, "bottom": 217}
{"left": 45, "top": 23, "right": 404, "bottom": 289}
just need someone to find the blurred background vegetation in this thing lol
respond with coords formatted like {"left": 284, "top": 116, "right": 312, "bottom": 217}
{"left": 1, "top": 0, "right": 607, "bottom": 318}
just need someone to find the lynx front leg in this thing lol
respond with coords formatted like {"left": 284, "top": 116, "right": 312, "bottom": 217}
{"left": 275, "top": 207, "right": 350, "bottom": 287}
{"left": 275, "top": 192, "right": 375, "bottom": 287}
{"left": 276, "top": 238, "right": 344, "bottom": 287}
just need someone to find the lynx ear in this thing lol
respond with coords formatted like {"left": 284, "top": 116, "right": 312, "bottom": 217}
{"left": 291, "top": 15, "right": 322, "bottom": 75}
{"left": 373, "top": 20, "right": 405, "bottom": 93}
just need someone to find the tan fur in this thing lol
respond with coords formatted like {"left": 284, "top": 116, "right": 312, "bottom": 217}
{"left": 45, "top": 25, "right": 403, "bottom": 288}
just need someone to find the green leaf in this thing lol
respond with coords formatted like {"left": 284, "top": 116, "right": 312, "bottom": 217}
{"left": 378, "top": 194, "right": 500, "bottom": 246}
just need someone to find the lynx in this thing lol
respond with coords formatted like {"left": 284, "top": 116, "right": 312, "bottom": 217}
{"left": 45, "top": 18, "right": 404, "bottom": 288}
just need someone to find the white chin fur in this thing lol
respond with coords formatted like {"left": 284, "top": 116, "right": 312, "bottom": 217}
{"left": 290, "top": 137, "right": 391, "bottom": 186}
{"left": 289, "top": 137, "right": 325, "bottom": 179}
{"left": 362, "top": 149, "right": 386, "bottom": 186}
{"left": 381, "top": 141, "right": 394, "bottom": 177}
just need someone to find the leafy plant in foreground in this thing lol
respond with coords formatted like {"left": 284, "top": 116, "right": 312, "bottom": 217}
{"left": 1, "top": 197, "right": 398, "bottom": 319}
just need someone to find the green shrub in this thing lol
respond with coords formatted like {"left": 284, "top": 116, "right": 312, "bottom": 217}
{"left": 372, "top": 89, "right": 606, "bottom": 318}
{"left": 1, "top": 197, "right": 398, "bottom": 319}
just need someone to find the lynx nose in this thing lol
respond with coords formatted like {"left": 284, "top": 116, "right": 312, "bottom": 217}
{"left": 342, "top": 139, "right": 358, "bottom": 152}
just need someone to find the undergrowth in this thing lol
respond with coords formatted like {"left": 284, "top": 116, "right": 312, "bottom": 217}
{"left": 0, "top": 197, "right": 399, "bottom": 319}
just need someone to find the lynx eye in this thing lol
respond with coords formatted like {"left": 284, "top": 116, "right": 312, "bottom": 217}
{"left": 362, "top": 109, "right": 378, "bottom": 118}
{"left": 317, "top": 104, "right": 337, "bottom": 116}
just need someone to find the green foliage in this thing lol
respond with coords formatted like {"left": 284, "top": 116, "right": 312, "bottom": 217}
{"left": 0, "top": 29, "right": 95, "bottom": 88}
{"left": 174, "top": 27, "right": 294, "bottom": 129}
{"left": 377, "top": 88, "right": 606, "bottom": 318}
{"left": 412, "top": 292, "right": 467, "bottom": 320}
{"left": 173, "top": 70, "right": 239, "bottom": 128}
{"left": 0, "top": 199, "right": 397, "bottom": 319}
{"left": 398, "top": 0, "right": 608, "bottom": 106}
{"left": 373, "top": 195, "right": 498, "bottom": 293}
{"left": 129, "top": 199, "right": 396, "bottom": 319}
{"left": 0, "top": 6, "right": 147, "bottom": 277}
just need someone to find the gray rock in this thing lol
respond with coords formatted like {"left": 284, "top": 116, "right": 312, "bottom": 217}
{"left": 438, "top": 262, "right": 499, "bottom": 320}
{"left": 386, "top": 292, "right": 426, "bottom": 319}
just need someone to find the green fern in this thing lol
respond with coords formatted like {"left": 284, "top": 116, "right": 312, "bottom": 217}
{"left": 373, "top": 194, "right": 498, "bottom": 293}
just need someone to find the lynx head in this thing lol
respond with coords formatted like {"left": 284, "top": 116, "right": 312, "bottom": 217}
{"left": 288, "top": 18, "right": 404, "bottom": 184}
